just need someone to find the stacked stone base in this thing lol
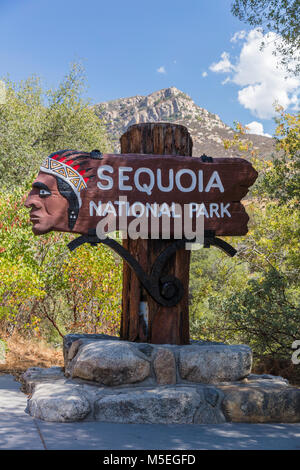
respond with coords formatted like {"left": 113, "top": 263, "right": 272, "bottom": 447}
{"left": 21, "top": 334, "right": 300, "bottom": 424}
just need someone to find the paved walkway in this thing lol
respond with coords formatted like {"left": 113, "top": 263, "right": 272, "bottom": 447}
{"left": 0, "top": 374, "right": 300, "bottom": 450}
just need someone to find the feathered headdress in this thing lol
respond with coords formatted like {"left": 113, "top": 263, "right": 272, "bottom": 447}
{"left": 40, "top": 149, "right": 102, "bottom": 208}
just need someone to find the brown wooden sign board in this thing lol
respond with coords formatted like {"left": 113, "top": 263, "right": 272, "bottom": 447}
{"left": 24, "top": 121, "right": 258, "bottom": 346}
{"left": 25, "top": 150, "right": 258, "bottom": 238}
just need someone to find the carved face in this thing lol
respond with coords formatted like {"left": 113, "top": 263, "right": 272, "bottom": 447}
{"left": 25, "top": 172, "right": 70, "bottom": 235}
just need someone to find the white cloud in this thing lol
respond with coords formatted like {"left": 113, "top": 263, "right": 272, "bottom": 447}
{"left": 230, "top": 30, "right": 247, "bottom": 43}
{"left": 157, "top": 66, "right": 166, "bottom": 74}
{"left": 245, "top": 121, "right": 272, "bottom": 137}
{"left": 209, "top": 52, "right": 235, "bottom": 74}
{"left": 202, "top": 71, "right": 208, "bottom": 77}
{"left": 209, "top": 29, "right": 300, "bottom": 119}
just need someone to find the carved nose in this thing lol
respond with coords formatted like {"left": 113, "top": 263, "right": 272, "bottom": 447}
{"left": 24, "top": 195, "right": 32, "bottom": 208}
{"left": 25, "top": 193, "right": 38, "bottom": 208}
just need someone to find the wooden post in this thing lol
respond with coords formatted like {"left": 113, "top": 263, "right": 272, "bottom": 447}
{"left": 120, "top": 123, "right": 193, "bottom": 345}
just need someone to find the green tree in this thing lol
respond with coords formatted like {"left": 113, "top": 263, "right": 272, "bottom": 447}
{"left": 0, "top": 63, "right": 112, "bottom": 189}
{"left": 190, "top": 108, "right": 300, "bottom": 364}
{"left": 231, "top": 0, "right": 300, "bottom": 74}
{"left": 252, "top": 107, "right": 300, "bottom": 205}
{"left": 0, "top": 183, "right": 122, "bottom": 341}
{"left": 0, "top": 65, "right": 122, "bottom": 342}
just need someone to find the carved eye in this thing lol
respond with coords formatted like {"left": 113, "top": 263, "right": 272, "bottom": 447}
{"left": 39, "top": 189, "right": 51, "bottom": 197}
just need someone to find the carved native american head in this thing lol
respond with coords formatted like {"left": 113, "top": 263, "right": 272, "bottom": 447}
{"left": 25, "top": 149, "right": 102, "bottom": 234}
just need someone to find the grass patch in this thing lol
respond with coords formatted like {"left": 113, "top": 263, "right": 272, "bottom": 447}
{"left": 0, "top": 330, "right": 63, "bottom": 380}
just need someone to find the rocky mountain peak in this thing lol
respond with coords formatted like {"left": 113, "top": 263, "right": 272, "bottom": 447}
{"left": 93, "top": 88, "right": 275, "bottom": 159}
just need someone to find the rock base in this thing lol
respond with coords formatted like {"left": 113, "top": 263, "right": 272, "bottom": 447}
{"left": 63, "top": 334, "right": 252, "bottom": 386}
{"left": 22, "top": 367, "right": 300, "bottom": 424}
{"left": 20, "top": 335, "right": 300, "bottom": 424}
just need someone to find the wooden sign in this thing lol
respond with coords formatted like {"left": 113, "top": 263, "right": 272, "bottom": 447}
{"left": 25, "top": 149, "right": 257, "bottom": 238}
{"left": 24, "top": 122, "right": 258, "bottom": 345}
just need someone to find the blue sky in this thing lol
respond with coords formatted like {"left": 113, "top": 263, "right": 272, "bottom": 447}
{"left": 0, "top": 0, "right": 299, "bottom": 136}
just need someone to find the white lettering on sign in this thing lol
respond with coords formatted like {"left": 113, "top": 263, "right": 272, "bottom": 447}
{"left": 134, "top": 168, "right": 155, "bottom": 196}
{"left": 131, "top": 202, "right": 145, "bottom": 217}
{"left": 157, "top": 169, "right": 174, "bottom": 192}
{"left": 89, "top": 200, "right": 231, "bottom": 218}
{"left": 221, "top": 202, "right": 231, "bottom": 217}
{"left": 97, "top": 165, "right": 113, "bottom": 190}
{"left": 89, "top": 200, "right": 102, "bottom": 216}
{"left": 175, "top": 169, "right": 197, "bottom": 192}
{"left": 205, "top": 171, "right": 224, "bottom": 193}
{"left": 96, "top": 167, "right": 225, "bottom": 194}
{"left": 119, "top": 167, "right": 133, "bottom": 191}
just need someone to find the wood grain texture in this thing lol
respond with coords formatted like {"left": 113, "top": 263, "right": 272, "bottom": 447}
{"left": 120, "top": 123, "right": 193, "bottom": 345}
{"left": 55, "top": 153, "right": 257, "bottom": 236}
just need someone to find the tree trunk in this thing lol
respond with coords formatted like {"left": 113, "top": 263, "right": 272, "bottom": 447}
{"left": 120, "top": 123, "right": 193, "bottom": 344}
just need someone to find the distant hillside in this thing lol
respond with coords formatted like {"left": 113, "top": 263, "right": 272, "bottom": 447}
{"left": 93, "top": 87, "right": 276, "bottom": 159}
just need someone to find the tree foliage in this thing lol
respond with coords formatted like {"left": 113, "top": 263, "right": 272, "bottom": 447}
{"left": 0, "top": 63, "right": 112, "bottom": 190}
{"left": 0, "top": 66, "right": 122, "bottom": 342}
{"left": 190, "top": 107, "right": 300, "bottom": 361}
{"left": 0, "top": 183, "right": 122, "bottom": 340}
{"left": 253, "top": 107, "right": 300, "bottom": 204}
{"left": 231, "top": 0, "right": 300, "bottom": 74}
{"left": 0, "top": 65, "right": 298, "bottom": 375}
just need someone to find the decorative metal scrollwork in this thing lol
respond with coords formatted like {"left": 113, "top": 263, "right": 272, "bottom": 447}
{"left": 68, "top": 229, "right": 237, "bottom": 307}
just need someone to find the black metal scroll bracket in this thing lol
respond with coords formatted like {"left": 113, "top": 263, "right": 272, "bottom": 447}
{"left": 67, "top": 229, "right": 237, "bottom": 308}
